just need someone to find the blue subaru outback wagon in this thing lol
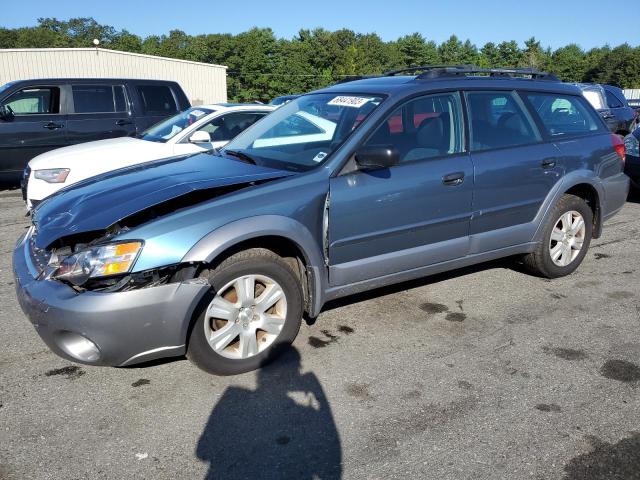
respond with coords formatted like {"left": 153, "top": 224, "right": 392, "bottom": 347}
{"left": 13, "top": 66, "right": 630, "bottom": 375}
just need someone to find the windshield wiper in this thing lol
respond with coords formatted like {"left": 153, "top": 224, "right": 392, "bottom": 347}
{"left": 224, "top": 149, "right": 257, "bottom": 165}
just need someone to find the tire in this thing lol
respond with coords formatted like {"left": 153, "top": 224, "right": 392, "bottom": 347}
{"left": 523, "top": 194, "right": 593, "bottom": 278}
{"left": 187, "top": 248, "right": 303, "bottom": 375}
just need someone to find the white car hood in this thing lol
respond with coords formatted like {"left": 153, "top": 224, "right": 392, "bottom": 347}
{"left": 28, "top": 137, "right": 172, "bottom": 171}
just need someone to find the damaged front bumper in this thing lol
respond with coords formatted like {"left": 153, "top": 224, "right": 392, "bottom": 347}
{"left": 12, "top": 229, "right": 210, "bottom": 366}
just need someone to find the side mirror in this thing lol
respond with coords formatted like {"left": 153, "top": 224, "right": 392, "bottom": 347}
{"left": 0, "top": 104, "right": 14, "bottom": 120}
{"left": 355, "top": 145, "right": 399, "bottom": 170}
{"left": 189, "top": 131, "right": 211, "bottom": 144}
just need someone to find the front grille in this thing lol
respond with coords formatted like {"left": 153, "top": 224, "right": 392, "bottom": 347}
{"left": 21, "top": 166, "right": 30, "bottom": 202}
{"left": 28, "top": 234, "right": 50, "bottom": 275}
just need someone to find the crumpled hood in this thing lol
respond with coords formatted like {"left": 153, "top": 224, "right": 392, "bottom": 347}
{"left": 32, "top": 152, "right": 293, "bottom": 249}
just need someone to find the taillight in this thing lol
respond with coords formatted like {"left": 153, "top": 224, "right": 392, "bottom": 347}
{"left": 611, "top": 134, "right": 625, "bottom": 164}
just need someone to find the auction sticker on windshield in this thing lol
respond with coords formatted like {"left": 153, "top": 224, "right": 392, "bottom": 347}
{"left": 328, "top": 96, "right": 374, "bottom": 108}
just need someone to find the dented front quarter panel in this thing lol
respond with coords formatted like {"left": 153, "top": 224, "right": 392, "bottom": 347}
{"left": 123, "top": 170, "right": 330, "bottom": 272}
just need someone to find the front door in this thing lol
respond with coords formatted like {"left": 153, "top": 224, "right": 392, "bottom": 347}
{"left": 0, "top": 85, "right": 67, "bottom": 181}
{"left": 328, "top": 92, "right": 473, "bottom": 286}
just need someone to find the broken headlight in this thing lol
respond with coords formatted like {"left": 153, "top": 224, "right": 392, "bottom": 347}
{"left": 52, "top": 241, "right": 143, "bottom": 286}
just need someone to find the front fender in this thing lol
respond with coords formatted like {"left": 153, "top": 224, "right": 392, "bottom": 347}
{"left": 181, "top": 215, "right": 327, "bottom": 316}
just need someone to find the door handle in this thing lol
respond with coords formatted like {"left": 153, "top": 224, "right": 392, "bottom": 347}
{"left": 115, "top": 119, "right": 133, "bottom": 126}
{"left": 442, "top": 172, "right": 465, "bottom": 186}
{"left": 541, "top": 158, "right": 557, "bottom": 169}
{"left": 43, "top": 122, "right": 63, "bottom": 130}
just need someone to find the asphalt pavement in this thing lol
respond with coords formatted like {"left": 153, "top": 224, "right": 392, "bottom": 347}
{"left": 1, "top": 190, "right": 639, "bottom": 480}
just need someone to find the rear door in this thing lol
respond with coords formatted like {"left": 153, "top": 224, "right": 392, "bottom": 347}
{"left": 465, "top": 90, "right": 559, "bottom": 252}
{"left": 66, "top": 82, "right": 136, "bottom": 145}
{"left": 604, "top": 87, "right": 635, "bottom": 134}
{"left": 0, "top": 84, "right": 67, "bottom": 180}
{"left": 132, "top": 83, "right": 180, "bottom": 131}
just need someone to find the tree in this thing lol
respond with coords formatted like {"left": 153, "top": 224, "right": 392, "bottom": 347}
{"left": 1, "top": 17, "right": 639, "bottom": 99}
{"left": 396, "top": 33, "right": 438, "bottom": 68}
{"left": 496, "top": 41, "right": 522, "bottom": 67}
{"left": 551, "top": 44, "right": 586, "bottom": 82}
{"left": 521, "top": 37, "right": 549, "bottom": 69}
{"left": 479, "top": 42, "right": 500, "bottom": 68}
{"left": 438, "top": 35, "right": 465, "bottom": 64}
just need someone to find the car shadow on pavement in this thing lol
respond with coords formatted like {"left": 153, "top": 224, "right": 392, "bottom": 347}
{"left": 627, "top": 188, "right": 640, "bottom": 204}
{"left": 195, "top": 347, "right": 342, "bottom": 480}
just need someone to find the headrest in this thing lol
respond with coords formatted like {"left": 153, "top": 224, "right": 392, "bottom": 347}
{"left": 417, "top": 116, "right": 445, "bottom": 149}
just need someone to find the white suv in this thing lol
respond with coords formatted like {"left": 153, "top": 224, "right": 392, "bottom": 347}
{"left": 24, "top": 104, "right": 275, "bottom": 209}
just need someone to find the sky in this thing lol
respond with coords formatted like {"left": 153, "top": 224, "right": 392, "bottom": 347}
{"left": 4, "top": 0, "right": 638, "bottom": 50}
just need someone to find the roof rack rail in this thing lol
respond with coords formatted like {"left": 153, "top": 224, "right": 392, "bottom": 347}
{"left": 413, "top": 65, "right": 559, "bottom": 81}
{"left": 383, "top": 65, "right": 475, "bottom": 76}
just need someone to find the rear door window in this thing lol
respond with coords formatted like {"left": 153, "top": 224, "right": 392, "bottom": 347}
{"left": 137, "top": 85, "right": 177, "bottom": 115}
{"left": 524, "top": 92, "right": 603, "bottom": 137}
{"left": 72, "top": 85, "right": 128, "bottom": 113}
{"left": 4, "top": 87, "right": 61, "bottom": 114}
{"left": 465, "top": 91, "right": 540, "bottom": 151}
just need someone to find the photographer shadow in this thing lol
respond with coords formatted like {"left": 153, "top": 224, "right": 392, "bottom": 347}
{"left": 196, "top": 347, "right": 342, "bottom": 479}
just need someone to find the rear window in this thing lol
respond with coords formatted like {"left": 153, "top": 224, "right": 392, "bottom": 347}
{"left": 137, "top": 85, "right": 177, "bottom": 115}
{"left": 524, "top": 93, "right": 603, "bottom": 137}
{"left": 72, "top": 85, "right": 128, "bottom": 113}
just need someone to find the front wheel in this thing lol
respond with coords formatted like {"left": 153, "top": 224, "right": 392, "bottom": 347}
{"left": 187, "top": 248, "right": 303, "bottom": 375}
{"left": 523, "top": 194, "right": 593, "bottom": 278}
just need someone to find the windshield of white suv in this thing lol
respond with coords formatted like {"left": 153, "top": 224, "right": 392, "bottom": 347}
{"left": 141, "top": 107, "right": 215, "bottom": 143}
{"left": 0, "top": 82, "right": 16, "bottom": 97}
{"left": 221, "top": 93, "right": 384, "bottom": 172}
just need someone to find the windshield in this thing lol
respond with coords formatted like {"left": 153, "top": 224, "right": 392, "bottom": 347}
{"left": 270, "top": 95, "right": 298, "bottom": 106}
{"left": 141, "top": 107, "right": 215, "bottom": 143}
{"left": 0, "top": 82, "right": 16, "bottom": 98}
{"left": 222, "top": 93, "right": 384, "bottom": 171}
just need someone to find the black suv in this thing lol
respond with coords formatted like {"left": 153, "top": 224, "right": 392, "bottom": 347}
{"left": 0, "top": 78, "right": 190, "bottom": 183}
{"left": 576, "top": 83, "right": 636, "bottom": 136}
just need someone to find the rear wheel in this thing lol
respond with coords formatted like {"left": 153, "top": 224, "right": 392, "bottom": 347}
{"left": 523, "top": 194, "right": 593, "bottom": 278}
{"left": 187, "top": 248, "right": 303, "bottom": 375}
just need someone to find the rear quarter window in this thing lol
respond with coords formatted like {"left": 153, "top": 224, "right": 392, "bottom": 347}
{"left": 524, "top": 92, "right": 604, "bottom": 137}
{"left": 137, "top": 85, "right": 178, "bottom": 115}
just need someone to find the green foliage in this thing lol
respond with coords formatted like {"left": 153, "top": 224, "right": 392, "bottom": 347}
{"left": 2, "top": 17, "right": 640, "bottom": 100}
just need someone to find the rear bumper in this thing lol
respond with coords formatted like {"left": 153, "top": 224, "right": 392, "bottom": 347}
{"left": 13, "top": 230, "right": 209, "bottom": 366}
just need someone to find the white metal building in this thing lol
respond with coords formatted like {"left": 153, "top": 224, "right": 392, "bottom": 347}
{"left": 624, "top": 89, "right": 640, "bottom": 100}
{"left": 0, "top": 48, "right": 227, "bottom": 104}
